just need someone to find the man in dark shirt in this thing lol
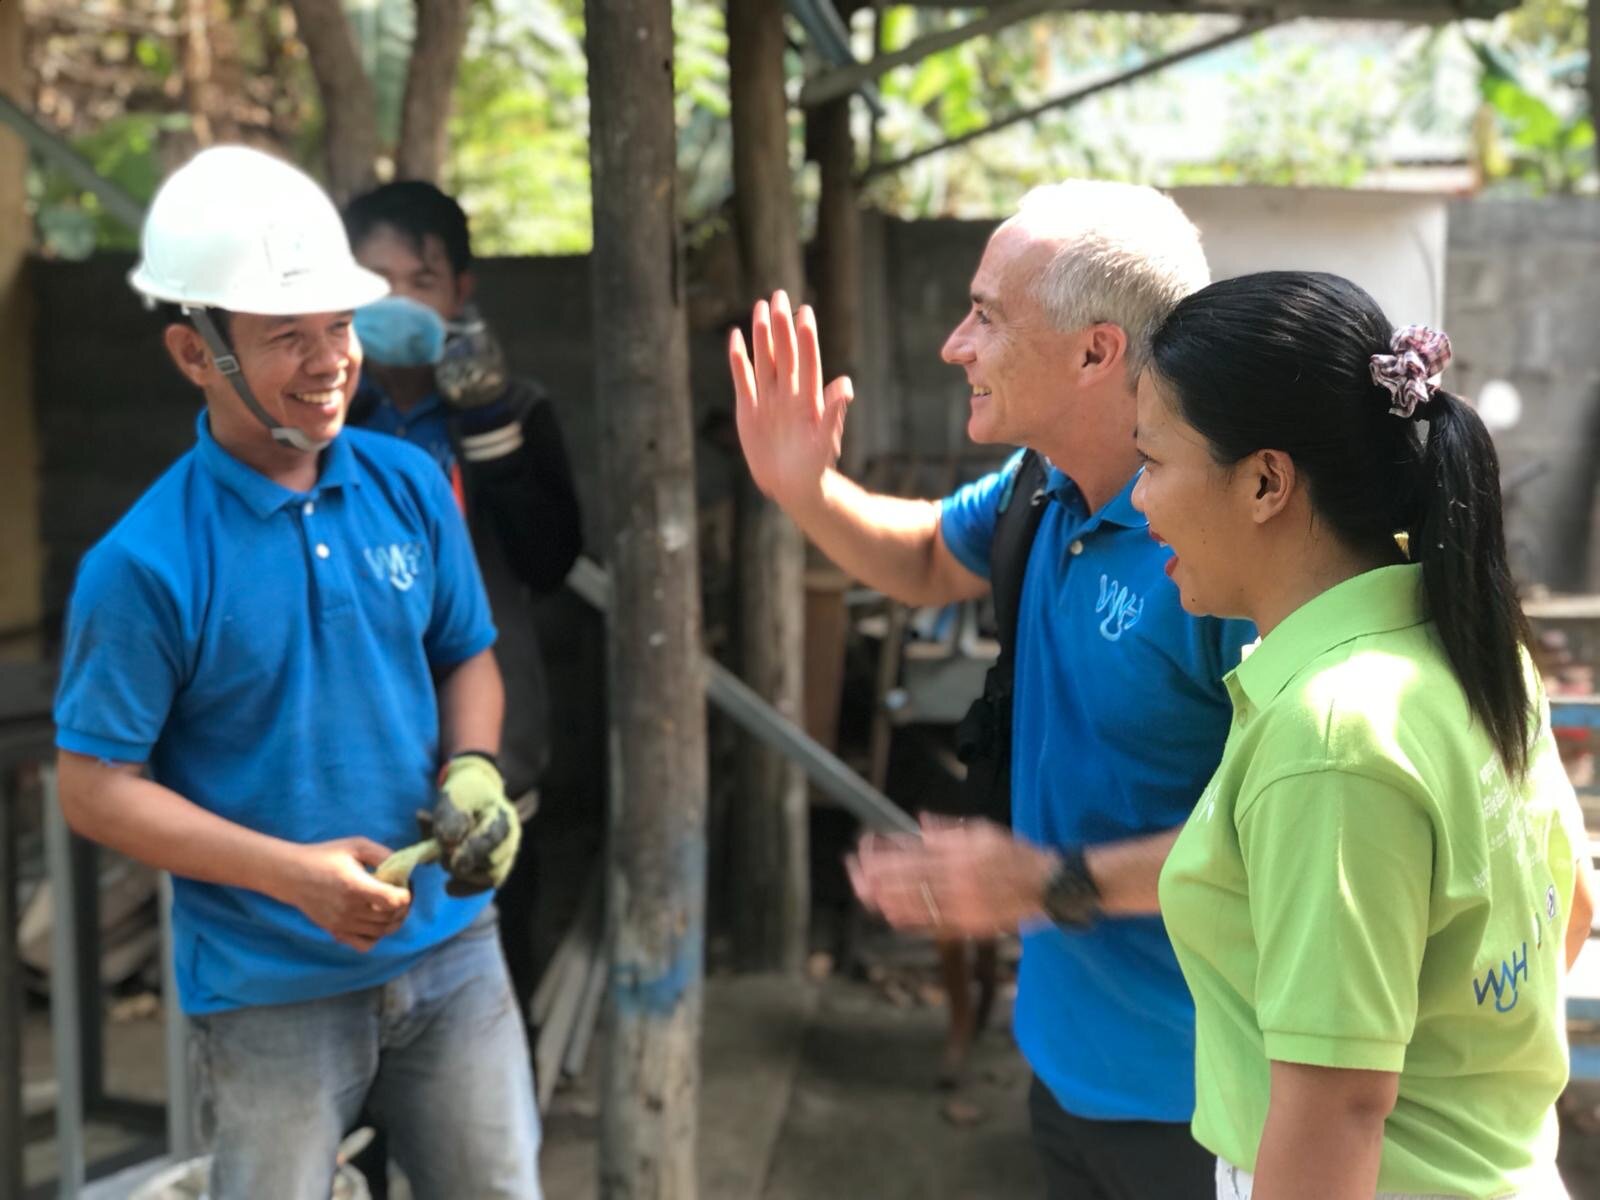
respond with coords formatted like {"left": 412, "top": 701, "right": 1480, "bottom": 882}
{"left": 344, "top": 181, "right": 583, "bottom": 1024}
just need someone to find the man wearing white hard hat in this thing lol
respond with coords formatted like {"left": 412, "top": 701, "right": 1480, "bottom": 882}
{"left": 51, "top": 146, "right": 541, "bottom": 1199}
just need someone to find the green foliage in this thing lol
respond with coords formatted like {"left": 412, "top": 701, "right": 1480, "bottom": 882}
{"left": 28, "top": 0, "right": 1597, "bottom": 254}
{"left": 673, "top": 0, "right": 735, "bottom": 229}
{"left": 865, "top": 9, "right": 1210, "bottom": 212}
{"left": 446, "top": 0, "right": 592, "bottom": 254}
{"left": 1170, "top": 40, "right": 1393, "bottom": 189}
{"left": 1499, "top": 0, "right": 1588, "bottom": 59}
{"left": 442, "top": 0, "right": 742, "bottom": 253}
{"left": 1468, "top": 10, "right": 1594, "bottom": 195}
{"left": 31, "top": 113, "right": 192, "bottom": 257}
{"left": 343, "top": 0, "right": 416, "bottom": 148}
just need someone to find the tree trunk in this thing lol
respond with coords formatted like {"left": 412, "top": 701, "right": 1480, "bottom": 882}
{"left": 1591, "top": 0, "right": 1600, "bottom": 182}
{"left": 587, "top": 0, "right": 708, "bottom": 1195}
{"left": 285, "top": 0, "right": 379, "bottom": 202}
{"left": 182, "top": 0, "right": 215, "bottom": 146}
{"left": 811, "top": 92, "right": 862, "bottom": 470}
{"left": 395, "top": 0, "right": 472, "bottom": 182}
{"left": 0, "top": 0, "right": 40, "bottom": 667}
{"left": 798, "top": 87, "right": 862, "bottom": 800}
{"left": 728, "top": 0, "right": 809, "bottom": 976}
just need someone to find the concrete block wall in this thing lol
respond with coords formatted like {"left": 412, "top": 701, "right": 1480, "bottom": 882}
{"left": 1445, "top": 198, "right": 1600, "bottom": 593}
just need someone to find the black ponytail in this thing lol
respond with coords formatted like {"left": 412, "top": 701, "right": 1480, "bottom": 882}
{"left": 1413, "top": 389, "right": 1533, "bottom": 778}
{"left": 1150, "top": 271, "right": 1534, "bottom": 778}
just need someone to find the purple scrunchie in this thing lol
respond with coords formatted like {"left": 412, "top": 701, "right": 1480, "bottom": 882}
{"left": 1370, "top": 325, "right": 1452, "bottom": 420}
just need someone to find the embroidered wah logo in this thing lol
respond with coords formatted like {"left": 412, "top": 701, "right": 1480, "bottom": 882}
{"left": 363, "top": 542, "right": 424, "bottom": 592}
{"left": 1095, "top": 575, "right": 1144, "bottom": 642}
{"left": 1473, "top": 942, "right": 1529, "bottom": 1014}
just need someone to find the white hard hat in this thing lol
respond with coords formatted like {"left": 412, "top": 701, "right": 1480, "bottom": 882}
{"left": 129, "top": 146, "right": 388, "bottom": 315}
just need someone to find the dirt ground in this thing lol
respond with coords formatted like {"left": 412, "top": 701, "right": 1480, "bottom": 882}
{"left": 25, "top": 966, "right": 1600, "bottom": 1199}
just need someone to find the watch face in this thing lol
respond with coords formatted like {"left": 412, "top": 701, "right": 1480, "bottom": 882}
{"left": 1045, "top": 853, "right": 1099, "bottom": 929}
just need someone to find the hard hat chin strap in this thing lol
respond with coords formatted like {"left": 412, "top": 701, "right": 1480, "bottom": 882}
{"left": 185, "top": 306, "right": 330, "bottom": 454}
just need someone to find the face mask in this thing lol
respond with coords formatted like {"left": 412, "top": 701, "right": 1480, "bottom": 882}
{"left": 353, "top": 295, "right": 447, "bottom": 367}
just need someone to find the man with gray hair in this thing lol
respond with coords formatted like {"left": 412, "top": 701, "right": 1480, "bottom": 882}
{"left": 728, "top": 181, "right": 1254, "bottom": 1197}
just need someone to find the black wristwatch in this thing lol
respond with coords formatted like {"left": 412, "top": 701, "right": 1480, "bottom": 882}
{"left": 1041, "top": 846, "right": 1101, "bottom": 930}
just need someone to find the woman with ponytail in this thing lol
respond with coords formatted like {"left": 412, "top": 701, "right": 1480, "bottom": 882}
{"left": 1133, "top": 271, "right": 1588, "bottom": 1199}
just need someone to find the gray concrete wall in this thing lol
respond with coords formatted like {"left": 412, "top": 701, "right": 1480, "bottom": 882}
{"left": 864, "top": 216, "right": 1010, "bottom": 496}
{"left": 1444, "top": 198, "right": 1600, "bottom": 593}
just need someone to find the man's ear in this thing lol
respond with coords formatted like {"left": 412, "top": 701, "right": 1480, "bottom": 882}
{"left": 1249, "top": 449, "right": 1298, "bottom": 524}
{"left": 1080, "top": 323, "right": 1128, "bottom": 384}
{"left": 163, "top": 323, "right": 214, "bottom": 388}
{"left": 455, "top": 269, "right": 477, "bottom": 310}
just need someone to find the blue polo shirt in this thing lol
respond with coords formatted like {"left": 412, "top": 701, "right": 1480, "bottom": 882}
{"left": 54, "top": 413, "right": 497, "bottom": 1015}
{"left": 353, "top": 382, "right": 455, "bottom": 472}
{"left": 942, "top": 452, "right": 1255, "bottom": 1122}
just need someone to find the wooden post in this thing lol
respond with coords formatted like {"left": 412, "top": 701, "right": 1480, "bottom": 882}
{"left": 728, "top": 0, "right": 809, "bottom": 974}
{"left": 800, "top": 65, "right": 864, "bottom": 791}
{"left": 811, "top": 89, "right": 863, "bottom": 472}
{"left": 587, "top": 0, "right": 708, "bottom": 1194}
{"left": 0, "top": 0, "right": 39, "bottom": 663}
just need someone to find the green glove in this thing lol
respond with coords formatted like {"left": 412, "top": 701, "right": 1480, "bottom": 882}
{"left": 374, "top": 836, "right": 440, "bottom": 887}
{"left": 432, "top": 753, "right": 522, "bottom": 896}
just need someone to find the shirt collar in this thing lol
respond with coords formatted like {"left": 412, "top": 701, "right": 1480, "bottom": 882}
{"left": 357, "top": 378, "right": 447, "bottom": 425}
{"left": 1231, "top": 563, "right": 1427, "bottom": 716}
{"left": 194, "top": 410, "right": 360, "bottom": 519}
{"left": 1041, "top": 461, "right": 1148, "bottom": 532}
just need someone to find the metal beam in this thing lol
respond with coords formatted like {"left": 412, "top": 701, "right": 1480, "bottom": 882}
{"left": 1, "top": 765, "right": 22, "bottom": 1200}
{"left": 801, "top": 0, "right": 1084, "bottom": 109}
{"left": 799, "top": 0, "right": 1514, "bottom": 108}
{"left": 786, "top": 0, "right": 886, "bottom": 116}
{"left": 861, "top": 17, "right": 1275, "bottom": 182}
{"left": 0, "top": 94, "right": 144, "bottom": 233}
{"left": 159, "top": 875, "right": 194, "bottom": 1162}
{"left": 44, "top": 766, "right": 86, "bottom": 1199}
{"left": 565, "top": 558, "right": 918, "bottom": 836}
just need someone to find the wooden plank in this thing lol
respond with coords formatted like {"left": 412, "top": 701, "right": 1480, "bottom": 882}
{"left": 1525, "top": 595, "right": 1600, "bottom": 621}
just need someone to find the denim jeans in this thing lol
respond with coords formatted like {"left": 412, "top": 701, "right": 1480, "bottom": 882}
{"left": 189, "top": 907, "right": 541, "bottom": 1200}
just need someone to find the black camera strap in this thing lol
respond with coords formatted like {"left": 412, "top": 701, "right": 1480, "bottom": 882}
{"left": 955, "top": 450, "right": 1050, "bottom": 825}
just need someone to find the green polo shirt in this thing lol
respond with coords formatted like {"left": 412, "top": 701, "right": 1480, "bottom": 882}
{"left": 1160, "top": 564, "right": 1576, "bottom": 1197}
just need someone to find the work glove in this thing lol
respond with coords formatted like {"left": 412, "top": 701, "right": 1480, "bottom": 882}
{"left": 373, "top": 753, "right": 521, "bottom": 896}
{"left": 431, "top": 752, "right": 522, "bottom": 895}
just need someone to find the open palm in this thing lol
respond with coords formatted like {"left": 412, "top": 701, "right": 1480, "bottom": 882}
{"left": 727, "top": 290, "right": 853, "bottom": 508}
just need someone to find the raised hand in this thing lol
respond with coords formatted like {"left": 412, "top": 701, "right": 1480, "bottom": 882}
{"left": 728, "top": 289, "right": 854, "bottom": 511}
